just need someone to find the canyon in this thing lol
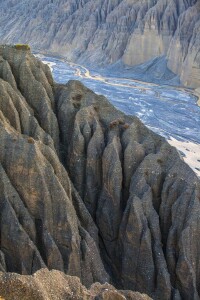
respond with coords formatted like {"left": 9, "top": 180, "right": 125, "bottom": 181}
{"left": 0, "top": 1, "right": 199, "bottom": 299}
{"left": 39, "top": 54, "right": 200, "bottom": 176}
{"left": 0, "top": 45, "right": 199, "bottom": 300}
{"left": 0, "top": 0, "right": 199, "bottom": 88}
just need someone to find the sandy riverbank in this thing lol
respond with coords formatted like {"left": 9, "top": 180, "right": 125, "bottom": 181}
{"left": 168, "top": 137, "right": 200, "bottom": 177}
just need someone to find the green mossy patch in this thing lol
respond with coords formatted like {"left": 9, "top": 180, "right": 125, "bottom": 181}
{"left": 14, "top": 44, "right": 30, "bottom": 51}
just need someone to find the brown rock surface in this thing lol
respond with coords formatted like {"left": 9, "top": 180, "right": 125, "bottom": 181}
{"left": 0, "top": 46, "right": 199, "bottom": 299}
{"left": 0, "top": 269, "right": 151, "bottom": 300}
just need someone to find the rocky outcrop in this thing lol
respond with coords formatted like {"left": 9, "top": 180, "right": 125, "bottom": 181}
{"left": 0, "top": 0, "right": 200, "bottom": 87}
{"left": 0, "top": 269, "right": 152, "bottom": 300}
{"left": 0, "top": 46, "right": 200, "bottom": 299}
{"left": 0, "top": 45, "right": 108, "bottom": 289}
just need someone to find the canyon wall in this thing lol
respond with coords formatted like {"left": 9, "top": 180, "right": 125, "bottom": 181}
{"left": 0, "top": 0, "right": 199, "bottom": 87}
{"left": 0, "top": 45, "right": 199, "bottom": 299}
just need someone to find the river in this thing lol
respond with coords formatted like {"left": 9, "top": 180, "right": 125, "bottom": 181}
{"left": 36, "top": 54, "right": 200, "bottom": 176}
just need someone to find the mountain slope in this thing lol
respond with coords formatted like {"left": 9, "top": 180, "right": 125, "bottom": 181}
{"left": 0, "top": 45, "right": 200, "bottom": 299}
{"left": 0, "top": 0, "right": 199, "bottom": 87}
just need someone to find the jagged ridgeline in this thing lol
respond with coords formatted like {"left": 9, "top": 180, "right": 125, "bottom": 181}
{"left": 0, "top": 0, "right": 199, "bottom": 87}
{"left": 0, "top": 45, "right": 199, "bottom": 300}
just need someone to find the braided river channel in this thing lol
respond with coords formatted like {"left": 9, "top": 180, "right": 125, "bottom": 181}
{"left": 36, "top": 54, "right": 200, "bottom": 176}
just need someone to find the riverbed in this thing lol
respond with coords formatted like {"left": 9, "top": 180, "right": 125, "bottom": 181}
{"left": 36, "top": 54, "right": 200, "bottom": 176}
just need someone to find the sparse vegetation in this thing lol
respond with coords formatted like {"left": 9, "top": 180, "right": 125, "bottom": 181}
{"left": 109, "top": 119, "right": 119, "bottom": 129}
{"left": 109, "top": 118, "right": 125, "bottom": 129}
{"left": 27, "top": 137, "right": 35, "bottom": 144}
{"left": 14, "top": 44, "right": 30, "bottom": 51}
{"left": 118, "top": 118, "right": 125, "bottom": 125}
{"left": 123, "top": 123, "right": 130, "bottom": 130}
{"left": 157, "top": 158, "right": 163, "bottom": 164}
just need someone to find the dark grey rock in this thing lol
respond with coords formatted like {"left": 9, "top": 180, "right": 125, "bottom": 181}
{"left": 0, "top": 46, "right": 199, "bottom": 300}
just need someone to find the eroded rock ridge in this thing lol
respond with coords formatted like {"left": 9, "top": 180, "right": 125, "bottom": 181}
{"left": 0, "top": 46, "right": 199, "bottom": 300}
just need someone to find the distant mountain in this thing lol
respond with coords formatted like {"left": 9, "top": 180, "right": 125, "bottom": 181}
{"left": 0, "top": 0, "right": 200, "bottom": 87}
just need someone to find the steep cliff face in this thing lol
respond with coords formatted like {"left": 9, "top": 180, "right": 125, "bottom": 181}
{"left": 0, "top": 46, "right": 200, "bottom": 300}
{"left": 0, "top": 45, "right": 109, "bottom": 289}
{"left": 0, "top": 0, "right": 199, "bottom": 87}
{"left": 167, "top": 1, "right": 200, "bottom": 87}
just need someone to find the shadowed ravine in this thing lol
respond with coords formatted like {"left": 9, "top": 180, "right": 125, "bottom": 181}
{"left": 0, "top": 46, "right": 200, "bottom": 300}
